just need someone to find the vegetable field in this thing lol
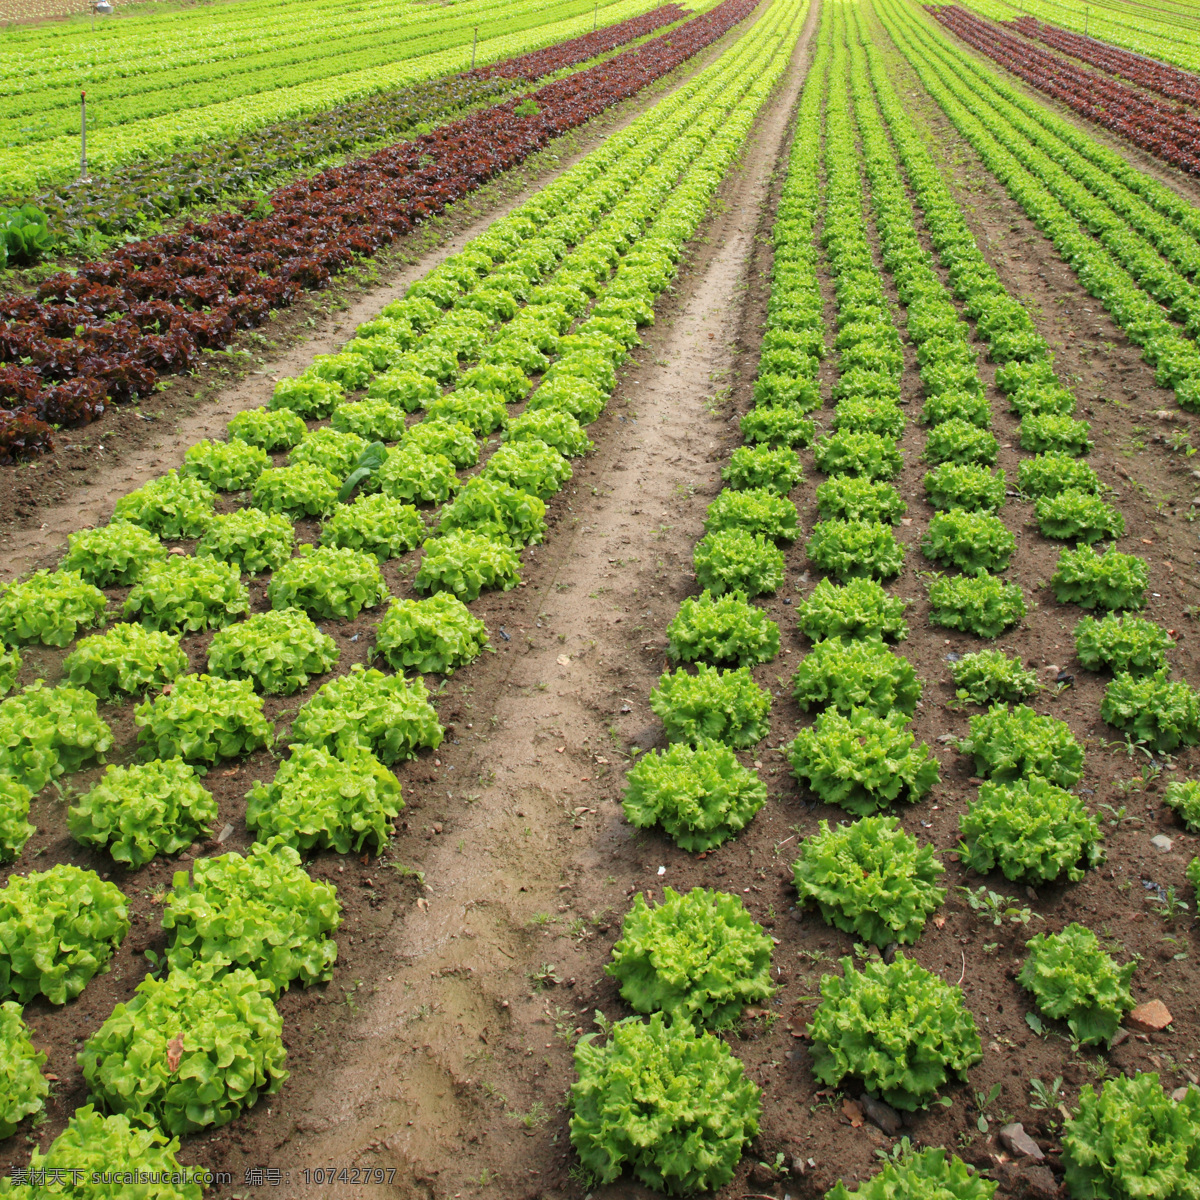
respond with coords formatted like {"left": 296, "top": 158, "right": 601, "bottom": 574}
{"left": 2, "top": 0, "right": 1200, "bottom": 1194}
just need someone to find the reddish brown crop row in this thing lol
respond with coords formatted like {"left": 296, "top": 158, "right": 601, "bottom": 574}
{"left": 0, "top": 0, "right": 757, "bottom": 463}
{"left": 929, "top": 6, "right": 1200, "bottom": 175}
{"left": 1007, "top": 14, "right": 1200, "bottom": 107}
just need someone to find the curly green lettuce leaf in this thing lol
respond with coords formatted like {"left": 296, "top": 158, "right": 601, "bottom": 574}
{"left": 827, "top": 1147, "right": 995, "bottom": 1200}
{"left": 195, "top": 508, "right": 295, "bottom": 576}
{"left": 649, "top": 665, "right": 770, "bottom": 750}
{"left": 958, "top": 704, "right": 1084, "bottom": 787}
{"left": 64, "top": 624, "right": 188, "bottom": 701}
{"left": 267, "top": 544, "right": 387, "bottom": 621}
{"left": 371, "top": 594, "right": 488, "bottom": 676}
{"left": 949, "top": 649, "right": 1040, "bottom": 705}
{"left": 113, "top": 470, "right": 215, "bottom": 540}
{"left": 0, "top": 569, "right": 108, "bottom": 648}
{"left": 60, "top": 520, "right": 167, "bottom": 587}
{"left": 0, "top": 1001, "right": 47, "bottom": 1138}
{"left": 927, "top": 572, "right": 1027, "bottom": 638}
{"left": 665, "top": 591, "right": 780, "bottom": 668}
{"left": 795, "top": 577, "right": 909, "bottom": 642}
{"left": 791, "top": 636, "right": 920, "bottom": 718}
{"left": 1101, "top": 670, "right": 1200, "bottom": 752}
{"left": 134, "top": 674, "right": 274, "bottom": 764}
{"left": 124, "top": 556, "right": 250, "bottom": 634}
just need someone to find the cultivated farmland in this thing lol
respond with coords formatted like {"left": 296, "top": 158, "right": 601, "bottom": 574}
{"left": 1, "top": 0, "right": 1199, "bottom": 1195}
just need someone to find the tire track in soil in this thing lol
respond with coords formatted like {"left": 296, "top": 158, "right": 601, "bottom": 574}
{"left": 241, "top": 9, "right": 820, "bottom": 1199}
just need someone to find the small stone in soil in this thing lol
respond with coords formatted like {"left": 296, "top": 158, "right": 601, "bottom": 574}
{"left": 1150, "top": 834, "right": 1174, "bottom": 853}
{"left": 1128, "top": 999, "right": 1173, "bottom": 1032}
{"left": 859, "top": 1092, "right": 902, "bottom": 1135}
{"left": 999, "top": 1123, "right": 1045, "bottom": 1162}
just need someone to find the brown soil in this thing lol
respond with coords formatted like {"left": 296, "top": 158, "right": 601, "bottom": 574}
{"left": 3, "top": 1, "right": 1200, "bottom": 1198}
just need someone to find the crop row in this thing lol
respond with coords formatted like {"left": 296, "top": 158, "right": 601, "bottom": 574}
{"left": 0, "top": 0, "right": 760, "bottom": 462}
{"left": 1006, "top": 15, "right": 1200, "bottom": 105}
{"left": 929, "top": 5, "right": 1200, "bottom": 176}
{"left": 0, "top": 0, "right": 809, "bottom": 1179}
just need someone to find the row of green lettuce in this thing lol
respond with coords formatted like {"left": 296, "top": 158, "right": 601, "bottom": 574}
{"left": 0, "top": 1, "right": 813, "bottom": 1190}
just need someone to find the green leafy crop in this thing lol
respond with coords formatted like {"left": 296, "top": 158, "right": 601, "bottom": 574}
{"left": 927, "top": 572, "right": 1027, "bottom": 638}
{"left": 367, "top": 369, "right": 438, "bottom": 412}
{"left": 503, "top": 408, "right": 593, "bottom": 458}
{"left": 1035, "top": 490, "right": 1124, "bottom": 544}
{"left": 813, "top": 430, "right": 903, "bottom": 480}
{"left": 815, "top": 476, "right": 907, "bottom": 524}
{"left": 923, "top": 418, "right": 998, "bottom": 467}
{"left": 722, "top": 444, "right": 803, "bottom": 494}
{"left": 1101, "top": 670, "right": 1200, "bottom": 751}
{"left": 195, "top": 508, "right": 295, "bottom": 576}
{"left": 795, "top": 577, "right": 909, "bottom": 642}
{"left": 481, "top": 440, "right": 572, "bottom": 500}
{"left": 319, "top": 494, "right": 424, "bottom": 562}
{"left": 267, "top": 545, "right": 387, "bottom": 621}
{"left": 787, "top": 708, "right": 940, "bottom": 816}
{"left": 271, "top": 375, "right": 344, "bottom": 418}
{"left": 833, "top": 397, "right": 906, "bottom": 440}
{"left": 182, "top": 439, "right": 271, "bottom": 491}
{"left": 1019, "top": 923, "right": 1135, "bottom": 1047}
{"left": 0, "top": 569, "right": 107, "bottom": 648}
{"left": 69, "top": 758, "right": 216, "bottom": 869}
{"left": 246, "top": 744, "right": 403, "bottom": 853}
{"left": 0, "top": 681, "right": 113, "bottom": 792}
{"left": 331, "top": 399, "right": 408, "bottom": 442}
{"left": 228, "top": 406, "right": 307, "bottom": 451}
{"left": 923, "top": 463, "right": 1007, "bottom": 514}
{"left": 65, "top": 624, "right": 187, "bottom": 701}
{"left": 704, "top": 488, "right": 798, "bottom": 543}
{"left": 693, "top": 528, "right": 785, "bottom": 598}
{"left": 959, "top": 777, "right": 1103, "bottom": 884}
{"left": 124, "top": 557, "right": 249, "bottom": 634}
{"left": 251, "top": 463, "right": 341, "bottom": 519}
{"left": 289, "top": 664, "right": 442, "bottom": 764}
{"left": 1018, "top": 452, "right": 1102, "bottom": 498}
{"left": 134, "top": 674, "right": 274, "bottom": 764}
{"left": 426, "top": 388, "right": 508, "bottom": 435}
{"left": 113, "top": 470, "right": 215, "bottom": 540}
{"left": 649, "top": 665, "right": 770, "bottom": 750}
{"left": 403, "top": 419, "right": 481, "bottom": 467}
{"left": 622, "top": 740, "right": 767, "bottom": 853}
{"left": 163, "top": 838, "right": 341, "bottom": 993}
{"left": 1019, "top": 413, "right": 1093, "bottom": 456}
{"left": 793, "top": 816, "right": 945, "bottom": 947}
{"left": 0, "top": 1001, "right": 47, "bottom": 1138}
{"left": 372, "top": 594, "right": 488, "bottom": 676}
{"left": 921, "top": 390, "right": 992, "bottom": 428}
{"left": 740, "top": 404, "right": 815, "bottom": 447}
{"left": 0, "top": 777, "right": 33, "bottom": 862}
{"left": 827, "top": 1148, "right": 995, "bottom": 1200}
{"left": 808, "top": 954, "right": 982, "bottom": 1110}
{"left": 806, "top": 519, "right": 905, "bottom": 581}
{"left": 437, "top": 477, "right": 546, "bottom": 547}
{"left": 60, "top": 520, "right": 166, "bottom": 587}
{"left": 0, "top": 864, "right": 128, "bottom": 1004}
{"left": 665, "top": 591, "right": 779, "bottom": 668}
{"left": 922, "top": 510, "right": 1015, "bottom": 574}
{"left": 289, "top": 428, "right": 368, "bottom": 480}
{"left": 0, "top": 645, "right": 17, "bottom": 697}
{"left": 606, "top": 887, "right": 774, "bottom": 1027}
{"left": 958, "top": 705, "right": 1084, "bottom": 787}
{"left": 79, "top": 966, "right": 288, "bottom": 1136}
{"left": 413, "top": 531, "right": 522, "bottom": 602}
{"left": 791, "top": 637, "right": 920, "bottom": 718}
{"left": 1062, "top": 1073, "right": 1200, "bottom": 1200}
{"left": 1075, "top": 614, "right": 1172, "bottom": 675}
{"left": 374, "top": 445, "right": 460, "bottom": 504}
{"left": 949, "top": 649, "right": 1040, "bottom": 705}
{"left": 207, "top": 608, "right": 338, "bottom": 694}
{"left": 570, "top": 1012, "right": 761, "bottom": 1194}
{"left": 1165, "top": 779, "right": 1200, "bottom": 832}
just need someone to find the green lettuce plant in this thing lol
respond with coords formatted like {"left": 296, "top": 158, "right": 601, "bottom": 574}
{"left": 1035, "top": 490, "right": 1124, "bottom": 543}
{"left": 0, "top": 645, "right": 17, "bottom": 697}
{"left": 113, "top": 470, "right": 215, "bottom": 539}
{"left": 649, "top": 665, "right": 770, "bottom": 750}
{"left": 665, "top": 591, "right": 779, "bottom": 668}
{"left": 923, "top": 463, "right": 1006, "bottom": 514}
{"left": 0, "top": 681, "right": 113, "bottom": 792}
{"left": 331, "top": 399, "right": 409, "bottom": 442}
{"left": 0, "top": 777, "right": 33, "bottom": 862}
{"left": 527, "top": 375, "right": 606, "bottom": 424}
{"left": 1164, "top": 779, "right": 1200, "bottom": 832}
{"left": 195, "top": 509, "right": 295, "bottom": 576}
{"left": 306, "top": 353, "right": 372, "bottom": 391}
{"left": 795, "top": 577, "right": 909, "bottom": 642}
{"left": 1101, "top": 670, "right": 1200, "bottom": 751}
{"left": 289, "top": 664, "right": 442, "bottom": 763}
{"left": 833, "top": 397, "right": 906, "bottom": 439}
{"left": 271, "top": 375, "right": 344, "bottom": 418}
{"left": 1019, "top": 923, "right": 1135, "bottom": 1047}
{"left": 250, "top": 464, "right": 341, "bottom": 519}
{"left": 0, "top": 864, "right": 128, "bottom": 1004}
{"left": 124, "top": 557, "right": 250, "bottom": 633}
{"left": 1018, "top": 452, "right": 1102, "bottom": 498}
{"left": 267, "top": 545, "right": 387, "bottom": 620}
{"left": 246, "top": 744, "right": 403, "bottom": 853}
{"left": 740, "top": 404, "right": 815, "bottom": 447}
{"left": 922, "top": 510, "right": 1015, "bottom": 574}
{"left": 503, "top": 408, "right": 593, "bottom": 458}
{"left": 959, "top": 777, "right": 1103, "bottom": 883}
{"left": 182, "top": 439, "right": 271, "bottom": 491}
{"left": 1075, "top": 614, "right": 1172, "bottom": 675}
{"left": 437, "top": 477, "right": 546, "bottom": 547}
{"left": 288, "top": 427, "right": 368, "bottom": 479}
{"left": 60, "top": 520, "right": 166, "bottom": 587}
{"left": 569, "top": 1012, "right": 761, "bottom": 1194}
{"left": 693, "top": 528, "right": 786, "bottom": 597}
{"left": 815, "top": 476, "right": 907, "bottom": 524}
{"left": 791, "top": 636, "right": 920, "bottom": 718}
{"left": 787, "top": 708, "right": 940, "bottom": 816}
{"left": 722, "top": 444, "right": 803, "bottom": 494}
{"left": 921, "top": 390, "right": 992, "bottom": 428}
{"left": 228, "top": 406, "right": 307, "bottom": 451}
{"left": 606, "top": 887, "right": 774, "bottom": 1027}
{"left": 163, "top": 838, "right": 341, "bottom": 993}
{"left": 806, "top": 519, "right": 905, "bottom": 581}
{"left": 827, "top": 1148, "right": 995, "bottom": 1200}
{"left": 64, "top": 624, "right": 188, "bottom": 700}
{"left": 402, "top": 419, "right": 481, "bottom": 467}
{"left": 79, "top": 966, "right": 288, "bottom": 1135}
{"left": 367, "top": 368, "right": 440, "bottom": 412}
{"left": 481, "top": 440, "right": 572, "bottom": 499}
{"left": 792, "top": 816, "right": 945, "bottom": 946}
{"left": 134, "top": 674, "right": 274, "bottom": 764}
{"left": 813, "top": 430, "right": 903, "bottom": 480}
{"left": 949, "top": 649, "right": 1040, "bottom": 705}
{"left": 371, "top": 594, "right": 488, "bottom": 676}
{"left": 68, "top": 758, "right": 217, "bottom": 868}
{"left": 1062, "top": 1073, "right": 1200, "bottom": 1200}
{"left": 0, "top": 569, "right": 108, "bottom": 647}
{"left": 413, "top": 531, "right": 522, "bottom": 602}
{"left": 958, "top": 705, "right": 1084, "bottom": 787}
{"left": 808, "top": 953, "right": 982, "bottom": 1110}
{"left": 425, "top": 388, "right": 508, "bottom": 435}
{"left": 923, "top": 418, "right": 998, "bottom": 466}
{"left": 704, "top": 488, "right": 798, "bottom": 543}
{"left": 320, "top": 494, "right": 424, "bottom": 561}
{"left": 375, "top": 445, "right": 460, "bottom": 504}
{"left": 622, "top": 740, "right": 767, "bottom": 852}
{"left": 0, "top": 1002, "right": 47, "bottom": 1138}
{"left": 207, "top": 608, "right": 338, "bottom": 694}
{"left": 1019, "top": 413, "right": 1093, "bottom": 456}
{"left": 927, "top": 572, "right": 1027, "bottom": 638}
